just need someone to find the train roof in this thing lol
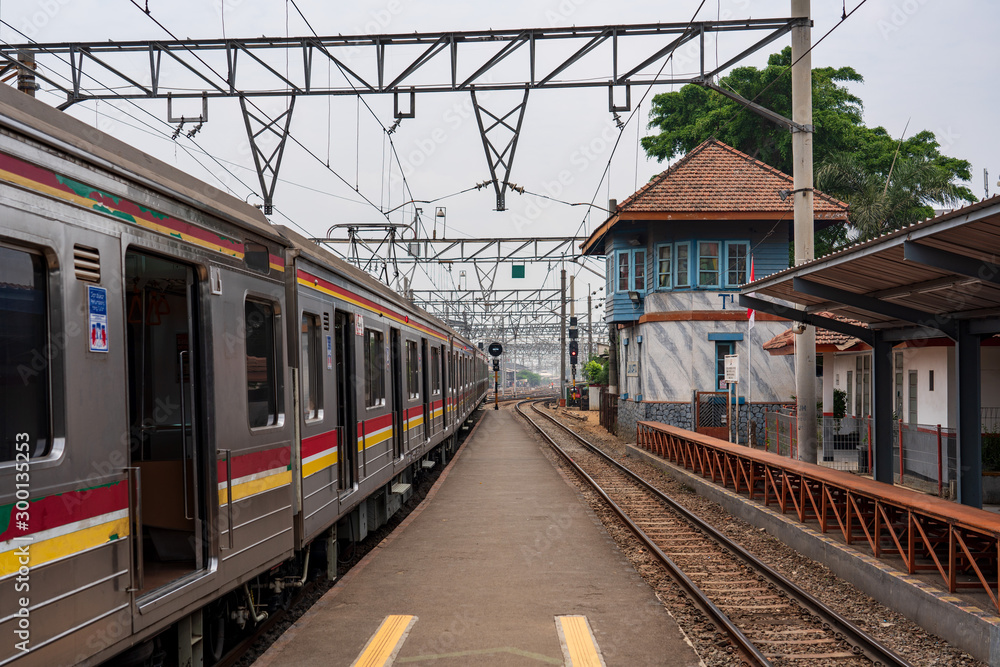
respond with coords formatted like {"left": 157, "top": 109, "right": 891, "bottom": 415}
{"left": 275, "top": 224, "right": 480, "bottom": 351}
{"left": 0, "top": 84, "right": 282, "bottom": 244}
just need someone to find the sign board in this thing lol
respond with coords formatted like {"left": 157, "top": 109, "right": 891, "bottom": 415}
{"left": 87, "top": 285, "right": 108, "bottom": 353}
{"left": 326, "top": 335, "right": 333, "bottom": 370}
{"left": 488, "top": 342, "right": 503, "bottom": 357}
{"left": 355, "top": 313, "right": 364, "bottom": 336}
{"left": 626, "top": 361, "right": 638, "bottom": 378}
{"left": 724, "top": 354, "right": 739, "bottom": 383}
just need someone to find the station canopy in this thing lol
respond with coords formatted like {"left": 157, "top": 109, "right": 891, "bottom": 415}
{"left": 741, "top": 196, "right": 1000, "bottom": 341}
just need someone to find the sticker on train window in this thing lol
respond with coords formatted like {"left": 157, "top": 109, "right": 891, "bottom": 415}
{"left": 326, "top": 335, "right": 333, "bottom": 370}
{"left": 88, "top": 285, "right": 109, "bottom": 353}
{"left": 355, "top": 313, "right": 364, "bottom": 336}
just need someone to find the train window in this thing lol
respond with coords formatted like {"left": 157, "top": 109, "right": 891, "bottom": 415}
{"left": 244, "top": 242, "right": 270, "bottom": 275}
{"left": 301, "top": 313, "right": 322, "bottom": 421}
{"left": 406, "top": 340, "right": 419, "bottom": 399}
{"left": 430, "top": 346, "right": 441, "bottom": 395}
{"left": 0, "top": 246, "right": 50, "bottom": 461}
{"left": 246, "top": 299, "right": 279, "bottom": 427}
{"left": 365, "top": 329, "right": 385, "bottom": 407}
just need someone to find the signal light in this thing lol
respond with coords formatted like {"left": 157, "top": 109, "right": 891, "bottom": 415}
{"left": 569, "top": 340, "right": 578, "bottom": 362}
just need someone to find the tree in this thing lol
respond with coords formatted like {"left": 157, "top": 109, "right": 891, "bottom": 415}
{"left": 642, "top": 48, "right": 974, "bottom": 243}
{"left": 583, "top": 357, "right": 608, "bottom": 385}
{"left": 516, "top": 369, "right": 541, "bottom": 387}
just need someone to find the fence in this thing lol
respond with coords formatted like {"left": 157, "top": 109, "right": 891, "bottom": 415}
{"left": 599, "top": 388, "right": 618, "bottom": 435}
{"left": 763, "top": 412, "right": 960, "bottom": 498}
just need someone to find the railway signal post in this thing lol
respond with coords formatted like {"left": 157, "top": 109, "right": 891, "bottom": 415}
{"left": 489, "top": 342, "right": 503, "bottom": 410}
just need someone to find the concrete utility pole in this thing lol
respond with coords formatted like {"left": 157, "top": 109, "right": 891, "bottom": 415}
{"left": 587, "top": 285, "right": 593, "bottom": 361}
{"left": 792, "top": 0, "right": 817, "bottom": 463}
{"left": 560, "top": 268, "right": 567, "bottom": 404}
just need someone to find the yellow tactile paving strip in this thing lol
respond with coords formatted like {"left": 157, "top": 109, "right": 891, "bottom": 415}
{"left": 556, "top": 615, "right": 606, "bottom": 667}
{"left": 351, "top": 615, "right": 417, "bottom": 667}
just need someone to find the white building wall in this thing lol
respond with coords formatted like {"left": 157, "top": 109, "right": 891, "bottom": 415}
{"left": 904, "top": 346, "right": 949, "bottom": 427}
{"left": 622, "top": 291, "right": 794, "bottom": 403}
{"left": 982, "top": 347, "right": 1000, "bottom": 409}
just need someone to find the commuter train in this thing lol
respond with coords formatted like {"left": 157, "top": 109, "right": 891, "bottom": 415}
{"left": 0, "top": 83, "right": 487, "bottom": 666}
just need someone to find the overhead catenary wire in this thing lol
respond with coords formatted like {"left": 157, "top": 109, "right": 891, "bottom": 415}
{"left": 126, "top": 0, "right": 389, "bottom": 222}
{"left": 0, "top": 19, "right": 319, "bottom": 242}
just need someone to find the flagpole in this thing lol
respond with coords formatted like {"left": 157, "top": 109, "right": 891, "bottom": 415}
{"left": 747, "top": 311, "right": 752, "bottom": 443}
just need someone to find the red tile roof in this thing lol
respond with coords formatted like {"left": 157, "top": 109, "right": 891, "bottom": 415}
{"left": 581, "top": 139, "right": 849, "bottom": 255}
{"left": 762, "top": 312, "right": 868, "bottom": 355}
{"left": 617, "top": 138, "right": 850, "bottom": 215}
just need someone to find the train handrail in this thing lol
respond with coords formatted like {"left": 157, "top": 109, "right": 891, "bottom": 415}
{"left": 125, "top": 466, "right": 144, "bottom": 592}
{"left": 219, "top": 449, "right": 234, "bottom": 550}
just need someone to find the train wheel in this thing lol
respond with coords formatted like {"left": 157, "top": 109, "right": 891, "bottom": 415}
{"left": 205, "top": 601, "right": 227, "bottom": 664}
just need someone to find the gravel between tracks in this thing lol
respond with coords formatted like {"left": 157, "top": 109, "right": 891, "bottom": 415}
{"left": 530, "top": 403, "right": 985, "bottom": 667}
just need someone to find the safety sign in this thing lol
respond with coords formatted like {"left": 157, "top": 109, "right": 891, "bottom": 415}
{"left": 326, "top": 335, "right": 333, "bottom": 370}
{"left": 88, "top": 285, "right": 109, "bottom": 353}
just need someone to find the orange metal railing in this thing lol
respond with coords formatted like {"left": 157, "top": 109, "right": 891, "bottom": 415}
{"left": 636, "top": 420, "right": 1000, "bottom": 611}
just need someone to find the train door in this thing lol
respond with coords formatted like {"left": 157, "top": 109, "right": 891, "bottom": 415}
{"left": 335, "top": 311, "right": 357, "bottom": 490}
{"left": 390, "top": 328, "right": 404, "bottom": 459}
{"left": 124, "top": 250, "right": 209, "bottom": 595}
{"left": 421, "top": 338, "right": 431, "bottom": 440}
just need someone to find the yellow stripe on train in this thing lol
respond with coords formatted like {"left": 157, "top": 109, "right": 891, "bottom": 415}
{"left": 0, "top": 517, "right": 130, "bottom": 578}
{"left": 303, "top": 450, "right": 338, "bottom": 478}
{"left": 218, "top": 470, "right": 292, "bottom": 506}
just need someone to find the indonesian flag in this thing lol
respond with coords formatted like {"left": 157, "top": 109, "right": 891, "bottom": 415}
{"left": 747, "top": 256, "right": 755, "bottom": 330}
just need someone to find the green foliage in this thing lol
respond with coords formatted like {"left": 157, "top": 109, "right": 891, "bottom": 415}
{"left": 642, "top": 47, "right": 975, "bottom": 247}
{"left": 583, "top": 357, "right": 608, "bottom": 385}
{"left": 516, "top": 369, "right": 542, "bottom": 387}
{"left": 983, "top": 433, "right": 1000, "bottom": 473}
{"left": 832, "top": 389, "right": 847, "bottom": 419}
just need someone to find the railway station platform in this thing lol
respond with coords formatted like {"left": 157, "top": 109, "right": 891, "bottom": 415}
{"left": 257, "top": 407, "right": 701, "bottom": 666}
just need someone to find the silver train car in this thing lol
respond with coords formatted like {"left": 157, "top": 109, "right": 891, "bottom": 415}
{"left": 0, "top": 83, "right": 487, "bottom": 666}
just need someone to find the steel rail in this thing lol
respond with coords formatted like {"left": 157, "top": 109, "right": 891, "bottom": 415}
{"left": 524, "top": 399, "right": 913, "bottom": 667}
{"left": 514, "top": 399, "right": 770, "bottom": 666}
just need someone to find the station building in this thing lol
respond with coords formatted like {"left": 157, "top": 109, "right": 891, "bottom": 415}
{"left": 581, "top": 138, "right": 848, "bottom": 440}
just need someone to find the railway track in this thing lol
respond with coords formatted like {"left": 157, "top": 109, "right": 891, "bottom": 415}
{"left": 517, "top": 399, "right": 912, "bottom": 667}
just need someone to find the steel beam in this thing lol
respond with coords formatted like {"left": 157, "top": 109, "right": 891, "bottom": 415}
{"left": 738, "top": 294, "right": 874, "bottom": 344}
{"left": 903, "top": 241, "right": 1000, "bottom": 286}
{"left": 792, "top": 277, "right": 955, "bottom": 338}
{"left": 956, "top": 321, "right": 983, "bottom": 507}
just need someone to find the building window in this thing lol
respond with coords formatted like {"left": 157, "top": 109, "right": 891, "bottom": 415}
{"left": 846, "top": 371, "right": 853, "bottom": 416}
{"left": 725, "top": 241, "right": 749, "bottom": 287}
{"left": 1, "top": 246, "right": 50, "bottom": 461}
{"left": 406, "top": 340, "right": 419, "bottom": 399}
{"left": 617, "top": 251, "right": 630, "bottom": 292}
{"left": 301, "top": 313, "right": 322, "bottom": 420}
{"left": 675, "top": 242, "right": 691, "bottom": 288}
{"left": 365, "top": 329, "right": 385, "bottom": 407}
{"left": 929, "top": 369, "right": 935, "bottom": 391}
{"left": 656, "top": 244, "right": 672, "bottom": 289}
{"left": 698, "top": 241, "right": 720, "bottom": 287}
{"left": 894, "top": 351, "right": 903, "bottom": 419}
{"left": 246, "top": 299, "right": 279, "bottom": 427}
{"left": 855, "top": 355, "right": 871, "bottom": 417}
{"left": 715, "top": 342, "right": 734, "bottom": 391}
{"left": 615, "top": 249, "right": 646, "bottom": 293}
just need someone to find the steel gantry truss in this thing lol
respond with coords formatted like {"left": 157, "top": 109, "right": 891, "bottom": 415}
{"left": 5, "top": 17, "right": 804, "bottom": 211}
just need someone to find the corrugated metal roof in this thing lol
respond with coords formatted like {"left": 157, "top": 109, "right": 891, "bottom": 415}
{"left": 743, "top": 196, "right": 1000, "bottom": 334}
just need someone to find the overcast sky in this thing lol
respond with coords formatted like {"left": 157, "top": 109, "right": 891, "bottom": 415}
{"left": 3, "top": 0, "right": 997, "bottom": 305}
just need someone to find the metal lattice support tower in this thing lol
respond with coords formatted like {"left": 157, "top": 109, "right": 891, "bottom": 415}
{"left": 240, "top": 95, "right": 295, "bottom": 215}
{"left": 471, "top": 88, "right": 528, "bottom": 211}
{"left": 7, "top": 18, "right": 804, "bottom": 212}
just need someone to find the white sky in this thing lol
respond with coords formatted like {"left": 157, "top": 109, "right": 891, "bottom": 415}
{"left": 3, "top": 0, "right": 998, "bottom": 309}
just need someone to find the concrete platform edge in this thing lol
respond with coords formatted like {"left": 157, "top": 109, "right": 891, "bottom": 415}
{"left": 625, "top": 443, "right": 1000, "bottom": 665}
{"left": 255, "top": 412, "right": 486, "bottom": 667}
